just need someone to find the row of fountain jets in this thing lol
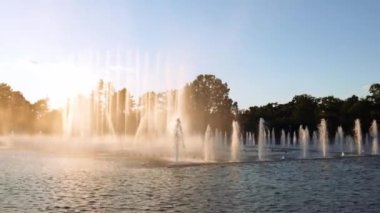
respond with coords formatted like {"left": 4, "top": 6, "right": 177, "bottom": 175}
{"left": 197, "top": 119, "right": 378, "bottom": 162}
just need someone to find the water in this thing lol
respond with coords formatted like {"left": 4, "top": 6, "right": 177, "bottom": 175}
{"left": 174, "top": 119, "right": 184, "bottom": 162}
{"left": 371, "top": 120, "right": 378, "bottom": 155}
{"left": 271, "top": 128, "right": 275, "bottom": 145}
{"left": 1, "top": 150, "right": 380, "bottom": 212}
{"left": 286, "top": 132, "right": 291, "bottom": 147}
{"left": 292, "top": 132, "right": 297, "bottom": 146}
{"left": 231, "top": 121, "right": 240, "bottom": 162}
{"left": 312, "top": 131, "right": 318, "bottom": 146}
{"left": 299, "top": 126, "right": 309, "bottom": 158}
{"left": 251, "top": 132, "right": 255, "bottom": 146}
{"left": 258, "top": 118, "right": 265, "bottom": 160}
{"left": 281, "top": 129, "right": 286, "bottom": 147}
{"left": 346, "top": 136, "right": 355, "bottom": 153}
{"left": 335, "top": 126, "right": 344, "bottom": 152}
{"left": 354, "top": 119, "right": 363, "bottom": 155}
{"left": 319, "top": 119, "right": 328, "bottom": 157}
{"left": 204, "top": 125, "right": 213, "bottom": 162}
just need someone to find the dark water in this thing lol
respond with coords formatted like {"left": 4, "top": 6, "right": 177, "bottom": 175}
{"left": 1, "top": 150, "right": 380, "bottom": 212}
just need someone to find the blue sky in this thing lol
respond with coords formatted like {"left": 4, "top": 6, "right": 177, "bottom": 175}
{"left": 0, "top": 0, "right": 379, "bottom": 108}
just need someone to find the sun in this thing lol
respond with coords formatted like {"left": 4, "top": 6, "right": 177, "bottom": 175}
{"left": 50, "top": 63, "right": 98, "bottom": 109}
{"left": 29, "top": 61, "right": 99, "bottom": 109}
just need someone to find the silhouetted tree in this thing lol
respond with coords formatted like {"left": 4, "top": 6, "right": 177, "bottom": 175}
{"left": 184, "top": 74, "right": 234, "bottom": 134}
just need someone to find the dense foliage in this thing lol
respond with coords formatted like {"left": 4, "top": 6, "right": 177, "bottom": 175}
{"left": 0, "top": 83, "right": 61, "bottom": 134}
{"left": 238, "top": 88, "right": 380, "bottom": 142}
{"left": 0, "top": 76, "right": 379, "bottom": 140}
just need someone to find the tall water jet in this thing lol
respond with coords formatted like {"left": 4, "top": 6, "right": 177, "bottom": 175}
{"left": 258, "top": 118, "right": 266, "bottom": 160}
{"left": 204, "top": 125, "right": 213, "bottom": 162}
{"left": 312, "top": 131, "right": 318, "bottom": 146}
{"left": 174, "top": 118, "right": 184, "bottom": 162}
{"left": 248, "top": 132, "right": 253, "bottom": 145}
{"left": 231, "top": 121, "right": 240, "bottom": 161}
{"left": 215, "top": 129, "right": 221, "bottom": 147}
{"left": 370, "top": 120, "right": 378, "bottom": 155}
{"left": 335, "top": 126, "right": 344, "bottom": 152}
{"left": 292, "top": 132, "right": 297, "bottom": 146}
{"left": 354, "top": 119, "right": 362, "bottom": 155}
{"left": 281, "top": 129, "right": 286, "bottom": 147}
{"left": 305, "top": 127, "right": 310, "bottom": 145}
{"left": 286, "top": 132, "right": 291, "bottom": 147}
{"left": 248, "top": 132, "right": 255, "bottom": 146}
{"left": 346, "top": 136, "right": 354, "bottom": 153}
{"left": 252, "top": 133, "right": 255, "bottom": 146}
{"left": 318, "top": 119, "right": 328, "bottom": 157}
{"left": 271, "top": 128, "right": 275, "bottom": 145}
{"left": 299, "top": 126, "right": 309, "bottom": 158}
{"left": 224, "top": 132, "right": 228, "bottom": 147}
{"left": 245, "top": 132, "right": 249, "bottom": 146}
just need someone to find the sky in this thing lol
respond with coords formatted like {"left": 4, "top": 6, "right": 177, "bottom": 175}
{"left": 0, "top": 0, "right": 379, "bottom": 109}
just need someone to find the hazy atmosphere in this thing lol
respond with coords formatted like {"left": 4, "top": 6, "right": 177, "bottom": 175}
{"left": 1, "top": 1, "right": 380, "bottom": 212}
{"left": 1, "top": 0, "right": 379, "bottom": 108}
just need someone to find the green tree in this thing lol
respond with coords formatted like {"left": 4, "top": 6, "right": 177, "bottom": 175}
{"left": 185, "top": 74, "right": 234, "bottom": 134}
{"left": 368, "top": 83, "right": 380, "bottom": 120}
{"left": 369, "top": 83, "right": 380, "bottom": 99}
{"left": 318, "top": 96, "right": 343, "bottom": 136}
{"left": 291, "top": 94, "right": 318, "bottom": 130}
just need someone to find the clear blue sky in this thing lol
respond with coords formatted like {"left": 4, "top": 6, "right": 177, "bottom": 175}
{"left": 0, "top": 0, "right": 379, "bottom": 108}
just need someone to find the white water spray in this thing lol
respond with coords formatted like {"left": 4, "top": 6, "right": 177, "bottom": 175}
{"left": 231, "top": 121, "right": 240, "bottom": 161}
{"left": 370, "top": 120, "right": 378, "bottom": 155}
{"left": 258, "top": 118, "right": 266, "bottom": 160}
{"left": 318, "top": 119, "right": 328, "bottom": 157}
{"left": 354, "top": 119, "right": 362, "bottom": 155}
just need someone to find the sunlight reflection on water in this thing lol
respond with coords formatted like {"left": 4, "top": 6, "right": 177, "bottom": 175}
{"left": 1, "top": 150, "right": 380, "bottom": 212}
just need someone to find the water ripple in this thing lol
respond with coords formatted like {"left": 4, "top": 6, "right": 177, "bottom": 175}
{"left": 0, "top": 151, "right": 380, "bottom": 212}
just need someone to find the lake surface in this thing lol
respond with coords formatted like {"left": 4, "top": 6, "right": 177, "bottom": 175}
{"left": 1, "top": 150, "right": 380, "bottom": 212}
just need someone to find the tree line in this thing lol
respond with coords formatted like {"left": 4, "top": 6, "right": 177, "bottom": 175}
{"left": 0, "top": 75, "right": 379, "bottom": 141}
{"left": 238, "top": 84, "right": 380, "bottom": 142}
{"left": 0, "top": 83, "right": 61, "bottom": 134}
{"left": 0, "top": 74, "right": 235, "bottom": 136}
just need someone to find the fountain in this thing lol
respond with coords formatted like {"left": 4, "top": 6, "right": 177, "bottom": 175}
{"left": 3, "top": 50, "right": 380, "bottom": 167}
{"left": 224, "top": 132, "right": 228, "bottom": 147}
{"left": 248, "top": 132, "right": 255, "bottom": 146}
{"left": 264, "top": 129, "right": 268, "bottom": 145}
{"left": 335, "top": 126, "right": 344, "bottom": 152}
{"left": 231, "top": 121, "right": 240, "bottom": 162}
{"left": 312, "top": 131, "right": 318, "bottom": 147}
{"left": 292, "top": 132, "right": 297, "bottom": 146}
{"left": 354, "top": 119, "right": 362, "bottom": 155}
{"left": 318, "top": 119, "right": 328, "bottom": 157}
{"left": 204, "top": 125, "right": 214, "bottom": 162}
{"left": 281, "top": 129, "right": 286, "bottom": 147}
{"left": 346, "top": 136, "right": 354, "bottom": 153}
{"left": 286, "top": 132, "right": 291, "bottom": 147}
{"left": 299, "top": 126, "right": 309, "bottom": 158}
{"left": 245, "top": 132, "right": 249, "bottom": 146}
{"left": 174, "top": 118, "right": 184, "bottom": 162}
{"left": 370, "top": 120, "right": 378, "bottom": 155}
{"left": 251, "top": 133, "right": 255, "bottom": 146}
{"left": 258, "top": 118, "right": 266, "bottom": 160}
{"left": 271, "top": 128, "right": 275, "bottom": 145}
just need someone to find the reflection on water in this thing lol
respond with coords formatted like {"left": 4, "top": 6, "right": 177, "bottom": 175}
{"left": 1, "top": 150, "right": 380, "bottom": 212}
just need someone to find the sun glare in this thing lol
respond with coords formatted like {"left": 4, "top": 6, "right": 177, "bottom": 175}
{"left": 37, "top": 62, "right": 98, "bottom": 108}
